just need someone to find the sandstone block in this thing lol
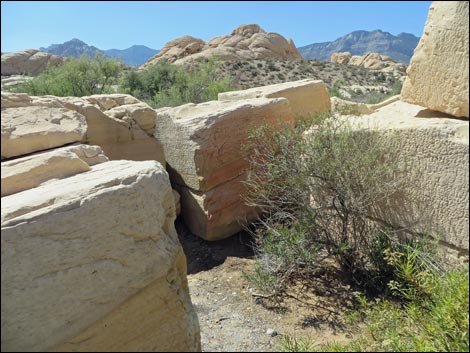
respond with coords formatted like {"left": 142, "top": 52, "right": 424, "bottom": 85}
{"left": 156, "top": 98, "right": 294, "bottom": 240}
{"left": 218, "top": 79, "right": 331, "bottom": 119}
{"left": 401, "top": 1, "right": 469, "bottom": 118}
{"left": 1, "top": 105, "right": 87, "bottom": 159}
{"left": 1, "top": 160, "right": 200, "bottom": 351}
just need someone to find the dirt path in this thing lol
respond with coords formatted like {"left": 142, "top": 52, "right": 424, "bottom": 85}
{"left": 176, "top": 221, "right": 356, "bottom": 352}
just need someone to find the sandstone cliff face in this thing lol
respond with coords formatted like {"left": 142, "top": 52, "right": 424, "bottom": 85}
{"left": 141, "top": 24, "right": 302, "bottom": 68}
{"left": 401, "top": 1, "right": 469, "bottom": 118}
{"left": 1, "top": 49, "right": 64, "bottom": 76}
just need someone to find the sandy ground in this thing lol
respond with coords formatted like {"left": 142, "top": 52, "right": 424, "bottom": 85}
{"left": 176, "top": 220, "right": 357, "bottom": 352}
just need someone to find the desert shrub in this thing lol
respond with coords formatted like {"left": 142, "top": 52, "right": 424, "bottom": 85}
{"left": 243, "top": 114, "right": 410, "bottom": 297}
{"left": 18, "top": 52, "right": 124, "bottom": 96}
{"left": 120, "top": 58, "right": 235, "bottom": 108}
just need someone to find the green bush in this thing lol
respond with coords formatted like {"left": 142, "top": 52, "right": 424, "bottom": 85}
{"left": 18, "top": 52, "right": 124, "bottom": 96}
{"left": 120, "top": 58, "right": 236, "bottom": 108}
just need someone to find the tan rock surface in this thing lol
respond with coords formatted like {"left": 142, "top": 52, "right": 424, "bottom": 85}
{"left": 1, "top": 104, "right": 87, "bottom": 159}
{"left": 348, "top": 100, "right": 469, "bottom": 254}
{"left": 141, "top": 24, "right": 302, "bottom": 68}
{"left": 156, "top": 97, "right": 294, "bottom": 240}
{"left": 1, "top": 160, "right": 200, "bottom": 352}
{"left": 1, "top": 144, "right": 108, "bottom": 197}
{"left": 218, "top": 79, "right": 331, "bottom": 118}
{"left": 1, "top": 49, "right": 64, "bottom": 76}
{"left": 1, "top": 92, "right": 165, "bottom": 165}
{"left": 401, "top": 1, "right": 469, "bottom": 118}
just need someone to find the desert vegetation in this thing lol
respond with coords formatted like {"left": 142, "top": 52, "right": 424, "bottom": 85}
{"left": 11, "top": 53, "right": 403, "bottom": 107}
{"left": 242, "top": 114, "right": 469, "bottom": 352}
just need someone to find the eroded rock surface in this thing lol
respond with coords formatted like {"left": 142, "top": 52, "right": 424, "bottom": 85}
{"left": 141, "top": 24, "right": 302, "bottom": 68}
{"left": 401, "top": 1, "right": 469, "bottom": 118}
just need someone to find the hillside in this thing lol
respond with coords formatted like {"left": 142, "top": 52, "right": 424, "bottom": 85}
{"left": 40, "top": 39, "right": 158, "bottom": 66}
{"left": 297, "top": 30, "right": 419, "bottom": 63}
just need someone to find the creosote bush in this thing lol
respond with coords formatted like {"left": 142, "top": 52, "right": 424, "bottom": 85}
{"left": 243, "top": 114, "right": 410, "bottom": 296}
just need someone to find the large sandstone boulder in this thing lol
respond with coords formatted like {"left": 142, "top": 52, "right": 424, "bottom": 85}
{"left": 1, "top": 49, "right": 64, "bottom": 76}
{"left": 1, "top": 144, "right": 108, "bottom": 197}
{"left": 218, "top": 79, "right": 331, "bottom": 118}
{"left": 1, "top": 160, "right": 200, "bottom": 351}
{"left": 1, "top": 92, "right": 165, "bottom": 165}
{"left": 348, "top": 100, "right": 469, "bottom": 255}
{"left": 1, "top": 104, "right": 87, "bottom": 159}
{"left": 155, "top": 98, "right": 294, "bottom": 240}
{"left": 141, "top": 24, "right": 302, "bottom": 68}
{"left": 401, "top": 1, "right": 469, "bottom": 118}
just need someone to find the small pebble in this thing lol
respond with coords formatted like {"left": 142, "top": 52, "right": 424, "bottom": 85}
{"left": 266, "top": 328, "right": 277, "bottom": 336}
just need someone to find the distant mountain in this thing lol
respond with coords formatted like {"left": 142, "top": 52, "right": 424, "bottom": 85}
{"left": 104, "top": 45, "right": 159, "bottom": 66}
{"left": 297, "top": 30, "right": 420, "bottom": 63}
{"left": 40, "top": 38, "right": 103, "bottom": 59}
{"left": 40, "top": 39, "right": 158, "bottom": 67}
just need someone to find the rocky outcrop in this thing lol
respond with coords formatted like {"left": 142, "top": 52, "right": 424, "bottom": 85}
{"left": 330, "top": 52, "right": 352, "bottom": 64}
{"left": 346, "top": 100, "right": 469, "bottom": 256}
{"left": 1, "top": 160, "right": 200, "bottom": 351}
{"left": 1, "top": 92, "right": 165, "bottom": 164}
{"left": 155, "top": 98, "right": 294, "bottom": 240}
{"left": 401, "top": 1, "right": 469, "bottom": 118}
{"left": 141, "top": 24, "right": 302, "bottom": 68}
{"left": 330, "top": 51, "right": 407, "bottom": 73}
{"left": 1, "top": 49, "right": 64, "bottom": 76}
{"left": 218, "top": 79, "right": 331, "bottom": 118}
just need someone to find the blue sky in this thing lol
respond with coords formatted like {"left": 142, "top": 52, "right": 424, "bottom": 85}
{"left": 1, "top": 1, "right": 432, "bottom": 52}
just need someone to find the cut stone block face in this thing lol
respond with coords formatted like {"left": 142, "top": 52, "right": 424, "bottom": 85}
{"left": 156, "top": 98, "right": 294, "bottom": 240}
